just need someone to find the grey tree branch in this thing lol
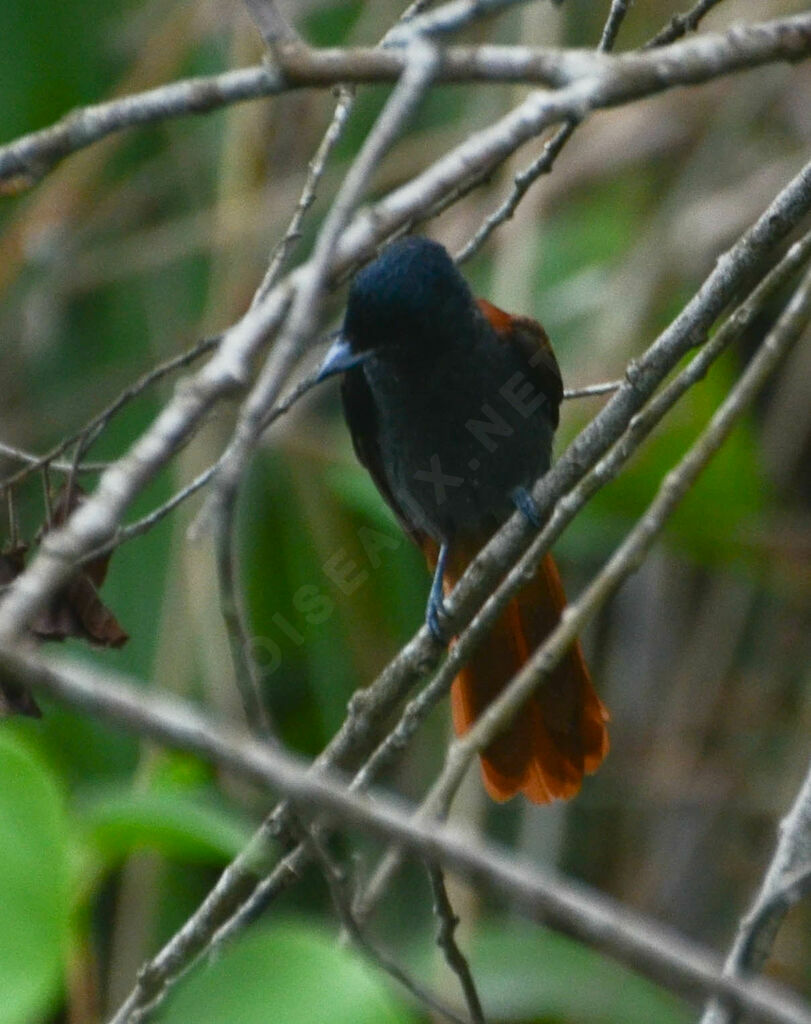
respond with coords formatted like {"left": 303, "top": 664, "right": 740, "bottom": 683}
{"left": 241, "top": 0, "right": 298, "bottom": 45}
{"left": 646, "top": 0, "right": 728, "bottom": 49}
{"left": 204, "top": 41, "right": 439, "bottom": 743}
{"left": 456, "top": 0, "right": 630, "bottom": 264}
{"left": 0, "top": 13, "right": 808, "bottom": 189}
{"left": 599, "top": 0, "right": 630, "bottom": 51}
{"left": 8, "top": 13, "right": 804, "bottom": 651}
{"left": 431, "top": 263, "right": 811, "bottom": 813}
{"left": 0, "top": 646, "right": 808, "bottom": 1024}
{"left": 56, "top": 157, "right": 811, "bottom": 1024}
{"left": 385, "top": 0, "right": 535, "bottom": 43}
{"left": 251, "top": 0, "right": 462, "bottom": 306}
{"left": 251, "top": 87, "right": 354, "bottom": 307}
{"left": 563, "top": 380, "right": 623, "bottom": 399}
{"left": 356, "top": 251, "right": 811, "bottom": 917}
{"left": 701, "top": 759, "right": 811, "bottom": 1024}
{"left": 0, "top": 444, "right": 108, "bottom": 477}
{"left": 0, "top": 334, "right": 221, "bottom": 490}
{"left": 0, "top": 278, "right": 294, "bottom": 645}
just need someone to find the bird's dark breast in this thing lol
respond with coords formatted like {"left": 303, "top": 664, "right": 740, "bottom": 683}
{"left": 361, "top": 341, "right": 556, "bottom": 543}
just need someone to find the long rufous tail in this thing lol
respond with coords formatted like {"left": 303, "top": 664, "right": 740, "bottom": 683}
{"left": 438, "top": 544, "right": 609, "bottom": 804}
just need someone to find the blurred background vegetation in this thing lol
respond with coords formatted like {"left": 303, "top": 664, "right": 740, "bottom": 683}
{"left": 1, "top": 0, "right": 810, "bottom": 1021}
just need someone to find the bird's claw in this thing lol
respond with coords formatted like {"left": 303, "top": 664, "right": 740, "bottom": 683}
{"left": 426, "top": 540, "right": 451, "bottom": 643}
{"left": 512, "top": 486, "right": 541, "bottom": 529}
{"left": 426, "top": 592, "right": 448, "bottom": 643}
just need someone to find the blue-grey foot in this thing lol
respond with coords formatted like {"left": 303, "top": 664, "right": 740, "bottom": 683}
{"left": 426, "top": 541, "right": 451, "bottom": 642}
{"left": 512, "top": 486, "right": 541, "bottom": 529}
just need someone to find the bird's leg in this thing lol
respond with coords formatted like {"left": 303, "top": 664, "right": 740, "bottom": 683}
{"left": 426, "top": 541, "right": 451, "bottom": 642}
{"left": 512, "top": 486, "right": 541, "bottom": 529}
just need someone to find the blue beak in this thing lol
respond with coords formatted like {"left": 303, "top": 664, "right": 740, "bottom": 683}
{"left": 316, "top": 333, "right": 368, "bottom": 382}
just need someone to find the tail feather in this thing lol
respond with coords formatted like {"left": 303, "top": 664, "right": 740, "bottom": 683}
{"left": 445, "top": 547, "right": 609, "bottom": 804}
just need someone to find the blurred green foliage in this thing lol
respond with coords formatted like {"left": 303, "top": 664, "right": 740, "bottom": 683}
{"left": 468, "top": 921, "right": 691, "bottom": 1024}
{"left": 0, "top": 734, "right": 70, "bottom": 1024}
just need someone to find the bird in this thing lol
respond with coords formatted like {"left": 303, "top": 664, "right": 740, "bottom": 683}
{"left": 318, "top": 236, "right": 608, "bottom": 803}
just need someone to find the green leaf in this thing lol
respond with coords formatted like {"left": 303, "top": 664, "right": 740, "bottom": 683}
{"left": 76, "top": 786, "right": 255, "bottom": 866}
{"left": 160, "top": 922, "right": 416, "bottom": 1024}
{"left": 0, "top": 732, "right": 70, "bottom": 1024}
{"left": 470, "top": 919, "right": 691, "bottom": 1024}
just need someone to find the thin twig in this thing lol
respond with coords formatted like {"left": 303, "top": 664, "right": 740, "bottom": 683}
{"left": 250, "top": 0, "right": 447, "bottom": 306}
{"left": 82, "top": 465, "right": 217, "bottom": 564}
{"left": 241, "top": 0, "right": 298, "bottom": 45}
{"left": 599, "top": 0, "right": 631, "bottom": 51}
{"left": 563, "top": 379, "right": 623, "bottom": 399}
{"left": 77, "top": 367, "right": 323, "bottom": 567}
{"left": 213, "top": 487, "right": 275, "bottom": 736}
{"left": 386, "top": 0, "right": 536, "bottom": 43}
{"left": 296, "top": 821, "right": 472, "bottom": 1024}
{"left": 427, "top": 864, "right": 486, "bottom": 1024}
{"left": 252, "top": 88, "right": 355, "bottom": 307}
{"left": 0, "top": 277, "right": 293, "bottom": 643}
{"left": 646, "top": 0, "right": 728, "bottom": 49}
{"left": 0, "top": 334, "right": 221, "bottom": 489}
{"left": 701, "top": 758, "right": 811, "bottom": 1024}
{"left": 456, "top": 0, "right": 632, "bottom": 264}
{"left": 0, "top": 443, "right": 109, "bottom": 477}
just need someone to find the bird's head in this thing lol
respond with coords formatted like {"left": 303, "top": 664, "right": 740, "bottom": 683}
{"left": 317, "top": 236, "right": 476, "bottom": 380}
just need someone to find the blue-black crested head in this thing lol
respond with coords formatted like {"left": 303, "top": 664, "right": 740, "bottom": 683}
{"left": 342, "top": 237, "right": 477, "bottom": 353}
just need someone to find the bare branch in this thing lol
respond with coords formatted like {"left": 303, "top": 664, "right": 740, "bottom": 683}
{"left": 456, "top": 0, "right": 629, "bottom": 263}
{"left": 599, "top": 0, "right": 631, "bottom": 51}
{"left": 427, "top": 864, "right": 486, "bottom": 1024}
{"left": 251, "top": 0, "right": 465, "bottom": 304}
{"left": 355, "top": 231, "right": 811, "bottom": 917}
{"left": 646, "top": 0, "right": 728, "bottom": 49}
{"left": 0, "top": 281, "right": 293, "bottom": 644}
{"left": 701, "top": 759, "right": 811, "bottom": 1024}
{"left": 423, "top": 263, "right": 811, "bottom": 817}
{"left": 0, "top": 646, "right": 808, "bottom": 1024}
{"left": 241, "top": 0, "right": 298, "bottom": 45}
{"left": 0, "top": 443, "right": 108, "bottom": 477}
{"left": 386, "top": 0, "right": 537, "bottom": 43}
{"left": 563, "top": 380, "right": 623, "bottom": 399}
{"left": 298, "top": 823, "right": 472, "bottom": 1024}
{"left": 3, "top": 24, "right": 810, "bottom": 652}
{"left": 251, "top": 87, "right": 354, "bottom": 306}
{"left": 0, "top": 334, "right": 221, "bottom": 489}
{"left": 213, "top": 488, "right": 275, "bottom": 736}
{"left": 0, "top": 13, "right": 808, "bottom": 189}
